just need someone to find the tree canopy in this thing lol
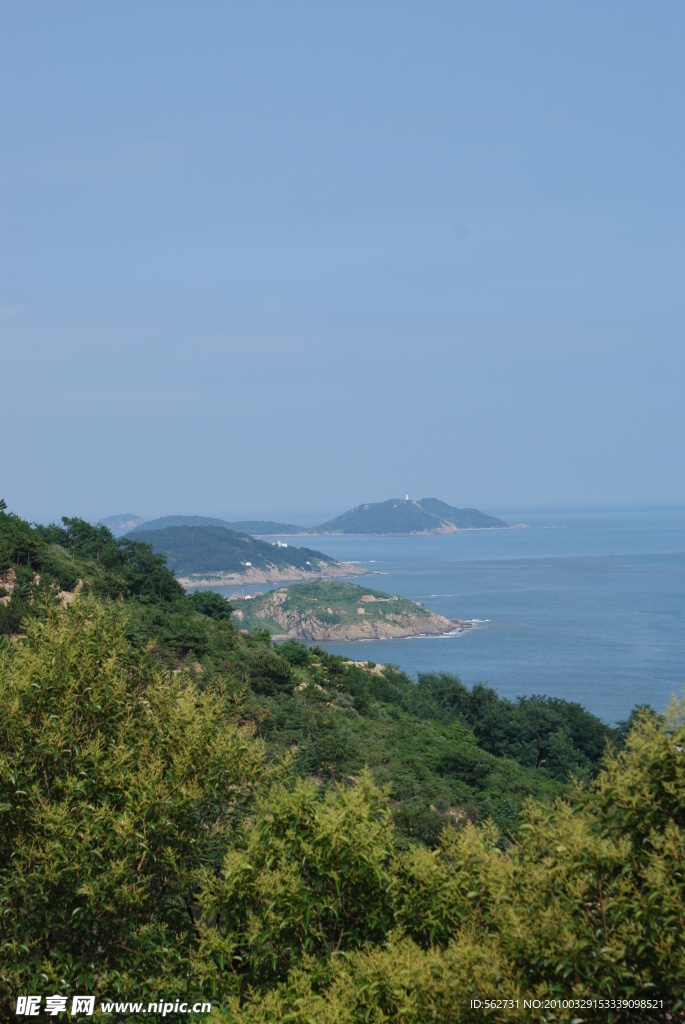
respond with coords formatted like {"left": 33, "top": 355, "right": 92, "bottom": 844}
{"left": 1, "top": 501, "right": 682, "bottom": 1021}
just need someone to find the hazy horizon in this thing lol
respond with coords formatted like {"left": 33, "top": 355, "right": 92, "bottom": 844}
{"left": 2, "top": 2, "right": 683, "bottom": 521}
{"left": 13, "top": 498, "right": 685, "bottom": 532}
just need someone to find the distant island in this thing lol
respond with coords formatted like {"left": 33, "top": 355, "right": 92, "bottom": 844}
{"left": 99, "top": 513, "right": 146, "bottom": 536}
{"left": 231, "top": 580, "right": 469, "bottom": 641}
{"left": 115, "top": 497, "right": 515, "bottom": 538}
{"left": 312, "top": 497, "right": 509, "bottom": 535}
{"left": 129, "top": 525, "right": 365, "bottom": 586}
{"left": 127, "top": 514, "right": 305, "bottom": 536}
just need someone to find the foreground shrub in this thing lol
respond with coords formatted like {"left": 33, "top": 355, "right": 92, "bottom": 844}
{"left": 0, "top": 601, "right": 267, "bottom": 1011}
{"left": 193, "top": 771, "right": 395, "bottom": 1000}
{"left": 205, "top": 702, "right": 685, "bottom": 1023}
{"left": 1, "top": 595, "right": 682, "bottom": 1023}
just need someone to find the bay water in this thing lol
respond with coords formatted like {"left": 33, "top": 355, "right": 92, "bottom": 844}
{"left": 209, "top": 508, "right": 684, "bottom": 725}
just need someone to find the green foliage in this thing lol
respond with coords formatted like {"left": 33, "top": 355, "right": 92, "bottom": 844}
{"left": 188, "top": 589, "right": 234, "bottom": 620}
{"left": 277, "top": 639, "right": 313, "bottom": 667}
{"left": 245, "top": 648, "right": 295, "bottom": 696}
{"left": 0, "top": 601, "right": 269, "bottom": 1009}
{"left": 0, "top": 510, "right": 185, "bottom": 639}
{"left": 131, "top": 525, "right": 333, "bottom": 577}
{"left": 202, "top": 701, "right": 685, "bottom": 1022}
{"left": 0, "top": 503, "right": 42, "bottom": 572}
{"left": 193, "top": 771, "right": 395, "bottom": 1001}
{"left": 0, "top": 506, "right": 619, "bottom": 846}
{"left": 253, "top": 653, "right": 614, "bottom": 844}
{"left": 234, "top": 581, "right": 434, "bottom": 636}
{"left": 0, "top": 502, "right": 683, "bottom": 1021}
{"left": 407, "top": 674, "right": 613, "bottom": 781}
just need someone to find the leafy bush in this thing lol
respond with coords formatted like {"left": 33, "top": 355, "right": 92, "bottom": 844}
{"left": 193, "top": 772, "right": 395, "bottom": 1000}
{"left": 277, "top": 638, "right": 312, "bottom": 667}
{"left": 202, "top": 701, "right": 685, "bottom": 1022}
{"left": 245, "top": 648, "right": 295, "bottom": 696}
{"left": 188, "top": 589, "right": 234, "bottom": 620}
{"left": 0, "top": 602, "right": 268, "bottom": 1011}
{"left": 0, "top": 520, "right": 682, "bottom": 1021}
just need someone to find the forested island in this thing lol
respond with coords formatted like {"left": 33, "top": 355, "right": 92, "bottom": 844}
{"left": 129, "top": 524, "right": 364, "bottom": 584}
{"left": 1, "top": 500, "right": 683, "bottom": 1021}
{"left": 233, "top": 581, "right": 466, "bottom": 640}
{"left": 114, "top": 496, "right": 513, "bottom": 538}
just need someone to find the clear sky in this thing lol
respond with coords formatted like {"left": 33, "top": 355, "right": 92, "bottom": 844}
{"left": 2, "top": 1, "right": 683, "bottom": 523}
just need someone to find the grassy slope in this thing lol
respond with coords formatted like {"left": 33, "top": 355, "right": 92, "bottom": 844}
{"left": 235, "top": 581, "right": 435, "bottom": 634}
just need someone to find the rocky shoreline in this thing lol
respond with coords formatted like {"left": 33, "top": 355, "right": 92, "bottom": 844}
{"left": 178, "top": 561, "right": 367, "bottom": 588}
{"left": 253, "top": 524, "right": 528, "bottom": 538}
{"left": 232, "top": 585, "right": 474, "bottom": 642}
{"left": 264, "top": 616, "right": 473, "bottom": 642}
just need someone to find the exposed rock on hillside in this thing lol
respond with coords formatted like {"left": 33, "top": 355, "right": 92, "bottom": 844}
{"left": 232, "top": 581, "right": 470, "bottom": 641}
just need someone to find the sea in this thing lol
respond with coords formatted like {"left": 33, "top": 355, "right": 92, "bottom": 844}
{"left": 204, "top": 508, "right": 685, "bottom": 726}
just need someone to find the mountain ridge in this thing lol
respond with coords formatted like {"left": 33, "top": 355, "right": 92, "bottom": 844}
{"left": 116, "top": 498, "right": 510, "bottom": 537}
{"left": 315, "top": 497, "right": 508, "bottom": 534}
{"left": 127, "top": 515, "right": 305, "bottom": 535}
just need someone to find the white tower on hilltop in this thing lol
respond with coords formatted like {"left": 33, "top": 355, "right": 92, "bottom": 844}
{"left": 405, "top": 493, "right": 409, "bottom": 501}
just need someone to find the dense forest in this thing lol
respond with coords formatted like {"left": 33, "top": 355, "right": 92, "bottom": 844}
{"left": 129, "top": 524, "right": 335, "bottom": 576}
{"left": 1, "top": 502, "right": 683, "bottom": 1022}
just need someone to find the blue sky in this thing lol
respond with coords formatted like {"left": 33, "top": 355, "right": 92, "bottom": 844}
{"left": 2, "top": 1, "right": 683, "bottom": 523}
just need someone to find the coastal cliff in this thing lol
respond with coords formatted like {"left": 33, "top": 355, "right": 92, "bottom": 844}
{"left": 231, "top": 580, "right": 468, "bottom": 641}
{"left": 179, "top": 561, "right": 366, "bottom": 587}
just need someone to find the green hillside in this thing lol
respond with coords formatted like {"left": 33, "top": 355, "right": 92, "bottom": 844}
{"left": 129, "top": 514, "right": 235, "bottom": 532}
{"left": 245, "top": 580, "right": 427, "bottom": 622}
{"left": 128, "top": 514, "right": 305, "bottom": 534}
{"left": 0, "top": 502, "right": 615, "bottom": 842}
{"left": 130, "top": 525, "right": 335, "bottom": 576}
{"left": 1, "top": 500, "right": 683, "bottom": 1018}
{"left": 234, "top": 580, "right": 452, "bottom": 639}
{"left": 316, "top": 497, "right": 508, "bottom": 534}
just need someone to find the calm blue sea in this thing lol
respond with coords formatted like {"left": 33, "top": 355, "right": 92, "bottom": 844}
{"left": 205, "top": 508, "right": 685, "bottom": 725}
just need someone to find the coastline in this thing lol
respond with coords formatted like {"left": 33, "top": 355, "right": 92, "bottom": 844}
{"left": 178, "top": 560, "right": 367, "bottom": 588}
{"left": 253, "top": 525, "right": 528, "bottom": 538}
{"left": 232, "top": 590, "right": 472, "bottom": 641}
{"left": 263, "top": 617, "right": 473, "bottom": 642}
